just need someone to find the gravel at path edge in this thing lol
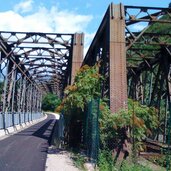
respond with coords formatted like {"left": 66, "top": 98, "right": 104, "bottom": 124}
{"left": 46, "top": 147, "right": 80, "bottom": 171}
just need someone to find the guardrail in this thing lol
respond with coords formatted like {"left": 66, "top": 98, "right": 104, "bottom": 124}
{"left": 0, "top": 112, "right": 43, "bottom": 129}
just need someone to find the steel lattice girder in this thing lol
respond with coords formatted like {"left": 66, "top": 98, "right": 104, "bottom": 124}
{"left": 0, "top": 31, "right": 84, "bottom": 117}
{"left": 0, "top": 31, "right": 74, "bottom": 95}
{"left": 0, "top": 31, "right": 84, "bottom": 95}
{"left": 83, "top": 3, "right": 171, "bottom": 113}
{"left": 125, "top": 5, "right": 171, "bottom": 144}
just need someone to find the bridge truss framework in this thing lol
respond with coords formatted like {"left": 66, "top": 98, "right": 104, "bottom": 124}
{"left": 83, "top": 3, "right": 171, "bottom": 144}
{"left": 1, "top": 3, "right": 171, "bottom": 145}
{"left": 0, "top": 31, "right": 84, "bottom": 129}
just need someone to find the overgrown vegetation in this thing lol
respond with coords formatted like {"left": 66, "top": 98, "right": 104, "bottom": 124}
{"left": 98, "top": 98, "right": 158, "bottom": 169}
{"left": 98, "top": 150, "right": 115, "bottom": 171}
{"left": 56, "top": 63, "right": 102, "bottom": 113}
{"left": 71, "top": 152, "right": 86, "bottom": 171}
{"left": 97, "top": 150, "right": 154, "bottom": 171}
{"left": 42, "top": 93, "right": 61, "bottom": 112}
{"left": 56, "top": 63, "right": 102, "bottom": 148}
{"left": 99, "top": 99, "right": 158, "bottom": 149}
{"left": 55, "top": 63, "right": 160, "bottom": 170}
{"left": 120, "top": 160, "right": 153, "bottom": 171}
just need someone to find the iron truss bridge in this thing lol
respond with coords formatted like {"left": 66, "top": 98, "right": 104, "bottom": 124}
{"left": 82, "top": 3, "right": 171, "bottom": 143}
{"left": 0, "top": 31, "right": 84, "bottom": 129}
{"left": 1, "top": 2, "right": 171, "bottom": 144}
{"left": 83, "top": 3, "right": 171, "bottom": 112}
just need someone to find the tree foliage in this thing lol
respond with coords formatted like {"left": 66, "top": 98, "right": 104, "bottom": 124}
{"left": 42, "top": 93, "right": 61, "bottom": 112}
{"left": 56, "top": 63, "right": 158, "bottom": 154}
{"left": 55, "top": 63, "right": 102, "bottom": 113}
{"left": 55, "top": 63, "right": 103, "bottom": 148}
{"left": 99, "top": 99, "right": 158, "bottom": 152}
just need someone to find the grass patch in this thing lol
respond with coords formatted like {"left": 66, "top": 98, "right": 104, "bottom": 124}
{"left": 71, "top": 151, "right": 86, "bottom": 171}
{"left": 120, "top": 160, "right": 153, "bottom": 171}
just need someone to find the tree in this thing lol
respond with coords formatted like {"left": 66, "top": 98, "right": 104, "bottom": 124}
{"left": 42, "top": 93, "right": 61, "bottom": 112}
{"left": 169, "top": 2, "right": 171, "bottom": 8}
{"left": 56, "top": 63, "right": 102, "bottom": 112}
{"left": 55, "top": 63, "right": 102, "bottom": 148}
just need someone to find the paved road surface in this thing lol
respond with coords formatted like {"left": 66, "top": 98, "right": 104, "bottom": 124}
{"left": 0, "top": 114, "right": 56, "bottom": 171}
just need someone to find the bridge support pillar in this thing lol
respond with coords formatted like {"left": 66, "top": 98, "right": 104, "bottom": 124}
{"left": 109, "top": 3, "right": 127, "bottom": 113}
{"left": 71, "top": 33, "right": 84, "bottom": 84}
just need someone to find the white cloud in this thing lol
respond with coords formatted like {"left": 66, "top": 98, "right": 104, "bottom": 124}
{"left": 0, "top": 5, "right": 94, "bottom": 57}
{"left": 14, "top": 0, "right": 33, "bottom": 13}
{"left": 84, "top": 32, "right": 95, "bottom": 55}
{"left": 131, "top": 23, "right": 148, "bottom": 31}
{"left": 0, "top": 6, "right": 93, "bottom": 33}
{"left": 0, "top": 11, "right": 24, "bottom": 31}
{"left": 50, "top": 7, "right": 93, "bottom": 33}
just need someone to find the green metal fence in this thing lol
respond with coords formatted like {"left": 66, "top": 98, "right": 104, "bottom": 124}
{"left": 84, "top": 98, "right": 100, "bottom": 163}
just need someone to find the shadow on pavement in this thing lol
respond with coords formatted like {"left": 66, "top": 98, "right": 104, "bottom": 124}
{"left": 14, "top": 116, "right": 56, "bottom": 144}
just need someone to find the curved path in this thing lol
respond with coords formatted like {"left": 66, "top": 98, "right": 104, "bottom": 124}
{"left": 0, "top": 114, "right": 56, "bottom": 171}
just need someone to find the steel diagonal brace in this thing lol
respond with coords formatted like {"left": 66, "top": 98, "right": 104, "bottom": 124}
{"left": 6, "top": 57, "right": 27, "bottom": 77}
{"left": 126, "top": 24, "right": 151, "bottom": 50}
{"left": 4, "top": 53, "right": 42, "bottom": 93}
{"left": 125, "top": 9, "right": 171, "bottom": 25}
{"left": 0, "top": 42, "right": 18, "bottom": 65}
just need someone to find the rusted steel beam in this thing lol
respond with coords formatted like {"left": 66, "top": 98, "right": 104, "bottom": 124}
{"left": 82, "top": 3, "right": 128, "bottom": 113}
{"left": 108, "top": 3, "right": 128, "bottom": 113}
{"left": 71, "top": 33, "right": 84, "bottom": 84}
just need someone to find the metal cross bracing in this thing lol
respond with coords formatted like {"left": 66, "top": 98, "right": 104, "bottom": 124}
{"left": 83, "top": 3, "right": 171, "bottom": 118}
{"left": 0, "top": 31, "right": 84, "bottom": 130}
{"left": 82, "top": 3, "right": 171, "bottom": 151}
{"left": 125, "top": 6, "right": 171, "bottom": 144}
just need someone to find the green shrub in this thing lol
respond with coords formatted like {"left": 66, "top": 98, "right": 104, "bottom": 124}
{"left": 120, "top": 160, "right": 152, "bottom": 171}
{"left": 98, "top": 150, "right": 117, "bottom": 171}
{"left": 97, "top": 150, "right": 153, "bottom": 171}
{"left": 71, "top": 152, "right": 86, "bottom": 170}
{"left": 42, "top": 93, "right": 61, "bottom": 112}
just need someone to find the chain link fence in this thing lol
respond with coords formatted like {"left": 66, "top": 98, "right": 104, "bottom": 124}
{"left": 84, "top": 98, "right": 100, "bottom": 163}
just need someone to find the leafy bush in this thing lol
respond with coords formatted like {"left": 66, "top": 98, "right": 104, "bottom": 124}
{"left": 55, "top": 63, "right": 103, "bottom": 148}
{"left": 98, "top": 150, "right": 117, "bottom": 171}
{"left": 55, "top": 63, "right": 102, "bottom": 113}
{"left": 99, "top": 99, "right": 158, "bottom": 153}
{"left": 42, "top": 93, "right": 61, "bottom": 112}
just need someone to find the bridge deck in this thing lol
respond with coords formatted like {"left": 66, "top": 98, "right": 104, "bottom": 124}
{"left": 0, "top": 114, "right": 56, "bottom": 171}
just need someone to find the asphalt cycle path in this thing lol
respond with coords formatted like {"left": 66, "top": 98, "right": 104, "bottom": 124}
{"left": 0, "top": 114, "right": 56, "bottom": 171}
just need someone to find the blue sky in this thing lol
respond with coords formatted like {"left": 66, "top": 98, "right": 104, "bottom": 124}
{"left": 0, "top": 0, "right": 171, "bottom": 53}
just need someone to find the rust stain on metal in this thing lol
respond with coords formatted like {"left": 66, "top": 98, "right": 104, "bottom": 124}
{"left": 109, "top": 4, "right": 128, "bottom": 113}
{"left": 71, "top": 33, "right": 84, "bottom": 84}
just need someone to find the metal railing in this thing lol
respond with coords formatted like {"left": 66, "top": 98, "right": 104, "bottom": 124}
{"left": 0, "top": 112, "right": 43, "bottom": 129}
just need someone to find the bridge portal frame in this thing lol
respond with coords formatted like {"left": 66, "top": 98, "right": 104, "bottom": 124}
{"left": 0, "top": 31, "right": 83, "bottom": 130}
